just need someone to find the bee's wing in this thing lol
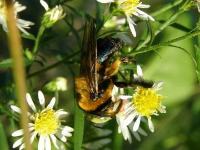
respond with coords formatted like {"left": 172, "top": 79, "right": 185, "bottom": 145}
{"left": 80, "top": 18, "right": 98, "bottom": 94}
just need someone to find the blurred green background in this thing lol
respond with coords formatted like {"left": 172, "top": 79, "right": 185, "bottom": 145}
{"left": 1, "top": 0, "right": 200, "bottom": 149}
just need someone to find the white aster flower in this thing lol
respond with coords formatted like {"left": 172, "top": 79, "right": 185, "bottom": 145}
{"left": 118, "top": 65, "right": 166, "bottom": 133}
{"left": 45, "top": 77, "right": 68, "bottom": 92}
{"left": 0, "top": 0, "right": 34, "bottom": 35}
{"left": 11, "top": 91, "right": 73, "bottom": 150}
{"left": 96, "top": 0, "right": 154, "bottom": 37}
{"left": 40, "top": 0, "right": 66, "bottom": 28}
{"left": 116, "top": 100, "right": 147, "bottom": 143}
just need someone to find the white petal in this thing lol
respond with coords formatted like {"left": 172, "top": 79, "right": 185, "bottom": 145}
{"left": 11, "top": 105, "right": 21, "bottom": 114}
{"left": 13, "top": 138, "right": 23, "bottom": 148}
{"left": 29, "top": 126, "right": 35, "bottom": 132}
{"left": 134, "top": 74, "right": 139, "bottom": 80}
{"left": 56, "top": 110, "right": 68, "bottom": 118}
{"left": 57, "top": 132, "right": 67, "bottom": 142}
{"left": 47, "top": 97, "right": 56, "bottom": 109}
{"left": 96, "top": 0, "right": 114, "bottom": 3}
{"left": 133, "top": 132, "right": 141, "bottom": 141}
{"left": 138, "top": 3, "right": 150, "bottom": 9}
{"left": 134, "top": 9, "right": 154, "bottom": 21}
{"left": 159, "top": 105, "right": 166, "bottom": 113}
{"left": 153, "top": 82, "right": 163, "bottom": 91}
{"left": 127, "top": 16, "right": 136, "bottom": 37}
{"left": 136, "top": 65, "right": 143, "bottom": 77}
{"left": 118, "top": 126, "right": 122, "bottom": 133}
{"left": 61, "top": 126, "right": 74, "bottom": 136}
{"left": 26, "top": 93, "right": 37, "bottom": 112}
{"left": 19, "top": 144, "right": 25, "bottom": 150}
{"left": 138, "top": 128, "right": 148, "bottom": 136}
{"left": 60, "top": 136, "right": 67, "bottom": 142}
{"left": 148, "top": 118, "right": 154, "bottom": 132}
{"left": 121, "top": 125, "right": 132, "bottom": 143}
{"left": 12, "top": 129, "right": 24, "bottom": 137}
{"left": 30, "top": 131, "right": 37, "bottom": 143}
{"left": 38, "top": 91, "right": 45, "bottom": 108}
{"left": 50, "top": 135, "right": 59, "bottom": 149}
{"left": 133, "top": 116, "right": 141, "bottom": 131}
{"left": 40, "top": 0, "right": 49, "bottom": 11}
{"left": 111, "top": 85, "right": 119, "bottom": 98}
{"left": 124, "top": 112, "right": 136, "bottom": 126}
{"left": 44, "top": 136, "right": 51, "bottom": 150}
{"left": 38, "top": 136, "right": 45, "bottom": 150}
{"left": 119, "top": 95, "right": 132, "bottom": 100}
{"left": 28, "top": 123, "right": 35, "bottom": 127}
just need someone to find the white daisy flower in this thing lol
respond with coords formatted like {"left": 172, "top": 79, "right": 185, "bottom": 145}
{"left": 40, "top": 0, "right": 66, "bottom": 28}
{"left": 96, "top": 0, "right": 154, "bottom": 37}
{"left": 11, "top": 90, "right": 73, "bottom": 150}
{"left": 118, "top": 65, "right": 166, "bottom": 133}
{"left": 116, "top": 100, "right": 147, "bottom": 143}
{"left": 0, "top": 0, "right": 34, "bottom": 35}
{"left": 112, "top": 85, "right": 147, "bottom": 142}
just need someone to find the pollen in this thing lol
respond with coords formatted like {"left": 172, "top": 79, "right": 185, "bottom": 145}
{"left": 118, "top": 0, "right": 140, "bottom": 15}
{"left": 34, "top": 108, "right": 60, "bottom": 136}
{"left": 132, "top": 87, "right": 163, "bottom": 117}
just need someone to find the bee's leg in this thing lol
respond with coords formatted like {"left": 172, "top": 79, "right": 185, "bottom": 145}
{"left": 111, "top": 76, "right": 135, "bottom": 88}
{"left": 94, "top": 99, "right": 122, "bottom": 117}
{"left": 104, "top": 58, "right": 121, "bottom": 78}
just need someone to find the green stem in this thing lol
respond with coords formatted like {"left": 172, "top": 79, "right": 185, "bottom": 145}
{"left": 0, "top": 123, "right": 9, "bottom": 150}
{"left": 74, "top": 102, "right": 84, "bottom": 150}
{"left": 194, "top": 18, "right": 200, "bottom": 83}
{"left": 136, "top": 0, "right": 187, "bottom": 52}
{"left": 55, "top": 90, "right": 59, "bottom": 108}
{"left": 135, "top": 21, "right": 153, "bottom": 51}
{"left": 151, "top": 0, "right": 184, "bottom": 17}
{"left": 64, "top": 19, "right": 81, "bottom": 49}
{"left": 71, "top": 66, "right": 84, "bottom": 150}
{"left": 154, "top": 9, "right": 185, "bottom": 37}
{"left": 32, "top": 26, "right": 45, "bottom": 54}
{"left": 112, "top": 125, "right": 123, "bottom": 150}
{"left": 154, "top": 0, "right": 192, "bottom": 37}
{"left": 131, "top": 30, "right": 200, "bottom": 56}
{"left": 27, "top": 51, "right": 80, "bottom": 78}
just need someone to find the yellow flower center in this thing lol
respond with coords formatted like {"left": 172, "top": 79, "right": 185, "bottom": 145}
{"left": 132, "top": 87, "right": 163, "bottom": 117}
{"left": 117, "top": 0, "right": 140, "bottom": 15}
{"left": 34, "top": 109, "right": 60, "bottom": 136}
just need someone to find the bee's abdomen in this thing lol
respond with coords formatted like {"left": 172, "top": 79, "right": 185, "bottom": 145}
{"left": 75, "top": 77, "right": 114, "bottom": 112}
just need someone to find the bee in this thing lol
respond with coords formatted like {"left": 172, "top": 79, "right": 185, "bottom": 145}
{"left": 75, "top": 18, "right": 123, "bottom": 123}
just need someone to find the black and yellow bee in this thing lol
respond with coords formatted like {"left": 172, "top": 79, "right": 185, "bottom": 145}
{"left": 75, "top": 18, "right": 123, "bottom": 123}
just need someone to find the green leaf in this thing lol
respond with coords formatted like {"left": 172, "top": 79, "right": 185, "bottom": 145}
{"left": 21, "top": 33, "right": 36, "bottom": 40}
{"left": 0, "top": 59, "right": 13, "bottom": 69}
{"left": 0, "top": 58, "right": 32, "bottom": 69}
{"left": 0, "top": 123, "right": 9, "bottom": 150}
